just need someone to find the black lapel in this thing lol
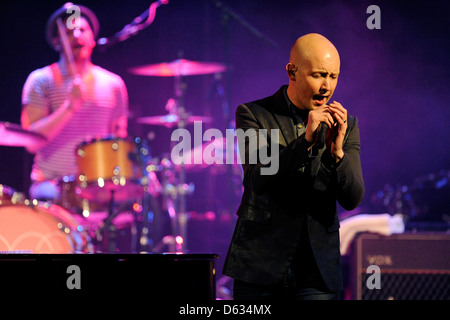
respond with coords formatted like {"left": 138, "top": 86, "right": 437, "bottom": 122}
{"left": 269, "top": 87, "right": 297, "bottom": 146}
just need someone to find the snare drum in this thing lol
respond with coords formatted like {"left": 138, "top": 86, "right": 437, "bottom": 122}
{"left": 57, "top": 176, "right": 103, "bottom": 215}
{"left": 76, "top": 136, "right": 144, "bottom": 203}
{"left": 0, "top": 203, "right": 90, "bottom": 253}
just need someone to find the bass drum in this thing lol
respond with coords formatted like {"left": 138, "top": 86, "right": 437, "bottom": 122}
{"left": 0, "top": 203, "right": 91, "bottom": 253}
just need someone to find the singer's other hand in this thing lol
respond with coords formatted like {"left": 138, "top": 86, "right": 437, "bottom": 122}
{"left": 305, "top": 104, "right": 334, "bottom": 144}
{"left": 327, "top": 101, "right": 347, "bottom": 161}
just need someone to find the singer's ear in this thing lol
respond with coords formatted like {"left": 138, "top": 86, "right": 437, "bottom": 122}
{"left": 286, "top": 63, "right": 297, "bottom": 81}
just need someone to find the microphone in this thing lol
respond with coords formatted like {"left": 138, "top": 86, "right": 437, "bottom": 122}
{"left": 97, "top": 0, "right": 169, "bottom": 49}
{"left": 315, "top": 122, "right": 329, "bottom": 149}
{"left": 97, "top": 19, "right": 142, "bottom": 48}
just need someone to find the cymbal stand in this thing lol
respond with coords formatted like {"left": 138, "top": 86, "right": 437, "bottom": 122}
{"left": 95, "top": 190, "right": 121, "bottom": 253}
{"left": 158, "top": 156, "right": 194, "bottom": 252}
{"left": 170, "top": 73, "right": 188, "bottom": 252}
{"left": 135, "top": 137, "right": 154, "bottom": 253}
{"left": 94, "top": 177, "right": 145, "bottom": 253}
{"left": 159, "top": 72, "right": 193, "bottom": 252}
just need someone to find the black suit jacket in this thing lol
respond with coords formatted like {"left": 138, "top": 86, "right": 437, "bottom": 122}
{"left": 223, "top": 86, "right": 365, "bottom": 292}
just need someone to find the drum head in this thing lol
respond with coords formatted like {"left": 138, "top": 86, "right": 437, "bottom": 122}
{"left": 76, "top": 136, "right": 144, "bottom": 203}
{"left": 0, "top": 204, "right": 88, "bottom": 253}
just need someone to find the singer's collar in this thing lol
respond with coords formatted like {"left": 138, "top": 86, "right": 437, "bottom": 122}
{"left": 282, "top": 85, "right": 308, "bottom": 125}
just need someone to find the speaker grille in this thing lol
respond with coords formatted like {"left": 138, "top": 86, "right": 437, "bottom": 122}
{"left": 351, "top": 232, "right": 450, "bottom": 300}
{"left": 360, "top": 272, "right": 450, "bottom": 300}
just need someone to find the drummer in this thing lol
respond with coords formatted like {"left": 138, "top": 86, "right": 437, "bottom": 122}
{"left": 20, "top": 3, "right": 129, "bottom": 202}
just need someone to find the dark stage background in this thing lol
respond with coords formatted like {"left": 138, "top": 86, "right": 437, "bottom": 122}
{"left": 1, "top": 0, "right": 449, "bottom": 298}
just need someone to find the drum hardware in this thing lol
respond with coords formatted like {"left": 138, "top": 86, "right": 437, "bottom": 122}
{"left": 130, "top": 57, "right": 227, "bottom": 252}
{"left": 134, "top": 137, "right": 154, "bottom": 253}
{"left": 0, "top": 184, "right": 25, "bottom": 206}
{"left": 136, "top": 96, "right": 212, "bottom": 129}
{"left": 124, "top": 152, "right": 187, "bottom": 253}
{"left": 90, "top": 186, "right": 149, "bottom": 253}
{"left": 160, "top": 167, "right": 195, "bottom": 252}
{"left": 94, "top": 190, "right": 120, "bottom": 253}
{"left": 142, "top": 156, "right": 196, "bottom": 253}
{"left": 25, "top": 136, "right": 164, "bottom": 253}
{"left": 23, "top": 136, "right": 144, "bottom": 253}
{"left": 76, "top": 210, "right": 137, "bottom": 253}
{"left": 56, "top": 175, "right": 99, "bottom": 217}
{"left": 159, "top": 110, "right": 190, "bottom": 253}
{"left": 73, "top": 135, "right": 154, "bottom": 252}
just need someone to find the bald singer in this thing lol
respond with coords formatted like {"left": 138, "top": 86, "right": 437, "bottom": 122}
{"left": 223, "top": 33, "right": 365, "bottom": 300}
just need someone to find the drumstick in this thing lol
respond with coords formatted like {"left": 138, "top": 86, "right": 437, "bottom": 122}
{"left": 56, "top": 17, "right": 79, "bottom": 77}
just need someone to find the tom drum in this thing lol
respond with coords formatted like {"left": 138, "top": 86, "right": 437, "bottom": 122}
{"left": 76, "top": 136, "right": 144, "bottom": 203}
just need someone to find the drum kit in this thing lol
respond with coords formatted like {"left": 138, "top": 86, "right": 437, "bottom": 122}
{"left": 0, "top": 58, "right": 227, "bottom": 254}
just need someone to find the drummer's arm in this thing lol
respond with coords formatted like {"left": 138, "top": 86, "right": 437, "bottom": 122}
{"left": 21, "top": 100, "right": 76, "bottom": 153}
{"left": 21, "top": 78, "right": 82, "bottom": 153}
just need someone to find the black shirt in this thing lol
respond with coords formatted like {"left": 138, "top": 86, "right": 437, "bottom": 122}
{"left": 282, "top": 85, "right": 328, "bottom": 291}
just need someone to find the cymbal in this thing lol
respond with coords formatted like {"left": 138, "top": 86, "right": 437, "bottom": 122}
{"left": 129, "top": 59, "right": 226, "bottom": 77}
{"left": 137, "top": 114, "right": 213, "bottom": 128}
{"left": 0, "top": 122, "right": 47, "bottom": 147}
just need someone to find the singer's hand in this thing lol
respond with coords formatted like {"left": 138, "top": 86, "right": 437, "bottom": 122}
{"left": 305, "top": 105, "right": 334, "bottom": 144}
{"left": 326, "top": 101, "right": 347, "bottom": 161}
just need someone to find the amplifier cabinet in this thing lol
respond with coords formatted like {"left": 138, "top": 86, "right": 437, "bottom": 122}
{"left": 351, "top": 232, "right": 450, "bottom": 300}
